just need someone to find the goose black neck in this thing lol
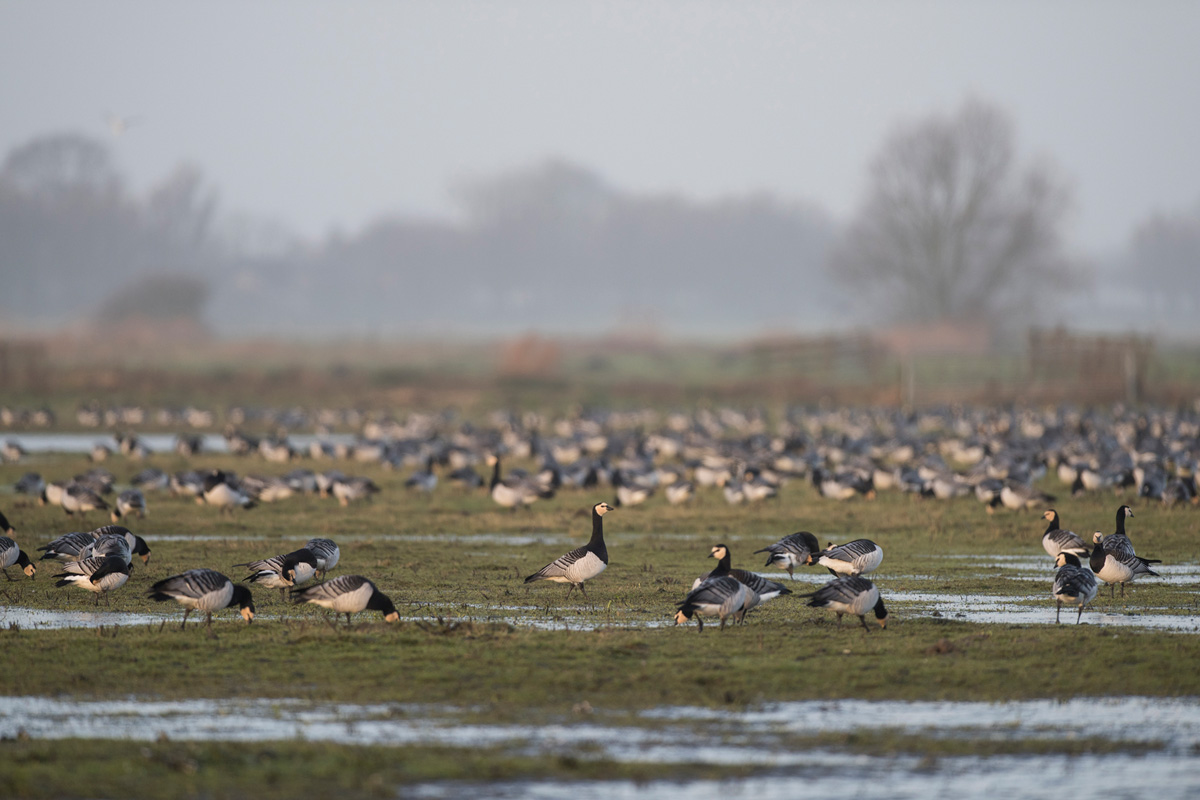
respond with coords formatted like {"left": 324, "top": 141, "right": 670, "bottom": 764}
{"left": 711, "top": 548, "right": 732, "bottom": 575}
{"left": 1115, "top": 507, "right": 1128, "bottom": 536}
{"left": 1089, "top": 545, "right": 1106, "bottom": 573}
{"left": 590, "top": 508, "right": 606, "bottom": 545}
{"left": 1044, "top": 513, "right": 1060, "bottom": 535}
{"left": 490, "top": 458, "right": 502, "bottom": 490}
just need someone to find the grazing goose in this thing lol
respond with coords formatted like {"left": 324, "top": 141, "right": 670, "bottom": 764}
{"left": 692, "top": 544, "right": 791, "bottom": 609}
{"left": 1040, "top": 509, "right": 1089, "bottom": 559}
{"left": 1052, "top": 553, "right": 1098, "bottom": 624}
{"left": 1090, "top": 532, "right": 1158, "bottom": 598}
{"left": 816, "top": 539, "right": 884, "bottom": 577}
{"left": 524, "top": 501, "right": 612, "bottom": 599}
{"left": 801, "top": 576, "right": 889, "bottom": 631}
{"left": 60, "top": 482, "right": 110, "bottom": 518}
{"left": 0, "top": 536, "right": 36, "bottom": 579}
{"left": 14, "top": 473, "right": 45, "bottom": 499}
{"left": 148, "top": 569, "right": 255, "bottom": 628}
{"left": 54, "top": 555, "right": 130, "bottom": 605}
{"left": 998, "top": 481, "right": 1055, "bottom": 512}
{"left": 613, "top": 469, "right": 654, "bottom": 508}
{"left": 754, "top": 531, "right": 821, "bottom": 579}
{"left": 37, "top": 531, "right": 96, "bottom": 562}
{"left": 674, "top": 575, "right": 756, "bottom": 632}
{"left": 81, "top": 525, "right": 152, "bottom": 565}
{"left": 112, "top": 488, "right": 147, "bottom": 522}
{"left": 202, "top": 470, "right": 256, "bottom": 513}
{"left": 305, "top": 537, "right": 341, "bottom": 579}
{"left": 291, "top": 575, "right": 400, "bottom": 626}
{"left": 330, "top": 475, "right": 381, "bottom": 506}
{"left": 131, "top": 468, "right": 169, "bottom": 492}
{"left": 236, "top": 548, "right": 319, "bottom": 596}
{"left": 664, "top": 479, "right": 695, "bottom": 506}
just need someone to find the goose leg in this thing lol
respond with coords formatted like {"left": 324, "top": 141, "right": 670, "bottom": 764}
{"left": 1055, "top": 601, "right": 1062, "bottom": 624}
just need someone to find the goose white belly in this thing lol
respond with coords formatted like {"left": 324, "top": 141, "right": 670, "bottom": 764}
{"left": 306, "top": 581, "right": 374, "bottom": 613}
{"left": 545, "top": 552, "right": 607, "bottom": 585}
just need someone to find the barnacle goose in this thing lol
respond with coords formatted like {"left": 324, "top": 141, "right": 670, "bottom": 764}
{"left": 112, "top": 489, "right": 147, "bottom": 522}
{"left": 305, "top": 538, "right": 341, "bottom": 579}
{"left": 80, "top": 525, "right": 152, "bottom": 566}
{"left": 291, "top": 575, "right": 400, "bottom": 626}
{"left": 674, "top": 575, "right": 756, "bottom": 632}
{"left": 1090, "top": 531, "right": 1158, "bottom": 598}
{"left": 60, "top": 482, "right": 110, "bottom": 518}
{"left": 1040, "top": 509, "right": 1089, "bottom": 559}
{"left": 37, "top": 531, "right": 95, "bottom": 562}
{"left": 613, "top": 469, "right": 654, "bottom": 508}
{"left": 202, "top": 470, "right": 257, "bottom": 513}
{"left": 236, "top": 548, "right": 319, "bottom": 596}
{"left": 692, "top": 544, "right": 791, "bottom": 611}
{"left": 331, "top": 475, "right": 381, "bottom": 506}
{"left": 148, "top": 569, "right": 255, "bottom": 628}
{"left": 489, "top": 454, "right": 554, "bottom": 511}
{"left": 54, "top": 555, "right": 130, "bottom": 604}
{"left": 524, "top": 501, "right": 612, "bottom": 599}
{"left": 754, "top": 531, "right": 821, "bottom": 579}
{"left": 816, "top": 539, "right": 883, "bottom": 577}
{"left": 0, "top": 536, "right": 36, "bottom": 579}
{"left": 664, "top": 479, "right": 695, "bottom": 506}
{"left": 405, "top": 456, "right": 438, "bottom": 496}
{"left": 1052, "top": 553, "right": 1097, "bottom": 624}
{"left": 801, "top": 576, "right": 888, "bottom": 631}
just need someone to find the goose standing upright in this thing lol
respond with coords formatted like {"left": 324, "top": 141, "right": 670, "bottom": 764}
{"left": 524, "top": 502, "right": 612, "bottom": 599}
{"left": 54, "top": 555, "right": 130, "bottom": 604}
{"left": 1090, "top": 531, "right": 1158, "bottom": 598}
{"left": 1052, "top": 552, "right": 1097, "bottom": 624}
{"left": 1040, "top": 509, "right": 1090, "bottom": 559}
{"left": 692, "top": 544, "right": 791, "bottom": 610}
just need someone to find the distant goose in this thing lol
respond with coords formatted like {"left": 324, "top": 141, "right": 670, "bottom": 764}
{"left": 236, "top": 548, "right": 319, "bottom": 595}
{"left": 112, "top": 489, "right": 147, "bottom": 522}
{"left": 202, "top": 470, "right": 256, "bottom": 513}
{"left": 754, "top": 531, "right": 821, "bottom": 579}
{"left": 305, "top": 537, "right": 341, "bottom": 579}
{"left": 1052, "top": 553, "right": 1098, "bottom": 624}
{"left": 1, "top": 439, "right": 26, "bottom": 463}
{"left": 291, "top": 575, "right": 400, "bottom": 626}
{"left": 489, "top": 454, "right": 554, "bottom": 511}
{"left": 404, "top": 456, "right": 438, "bottom": 496}
{"left": 331, "top": 475, "right": 381, "bottom": 506}
{"left": 170, "top": 470, "right": 206, "bottom": 498}
{"left": 60, "top": 482, "right": 110, "bottom": 518}
{"left": 801, "top": 576, "right": 889, "bottom": 631}
{"left": 816, "top": 539, "right": 883, "bottom": 577}
{"left": 148, "top": 569, "right": 255, "bottom": 628}
{"left": 14, "top": 472, "right": 45, "bottom": 498}
{"left": 998, "top": 482, "right": 1055, "bottom": 512}
{"left": 131, "top": 468, "right": 169, "bottom": 492}
{"left": 613, "top": 470, "right": 653, "bottom": 508}
{"left": 524, "top": 501, "right": 612, "bottom": 599}
{"left": 1090, "top": 532, "right": 1158, "bottom": 598}
{"left": 0, "top": 536, "right": 36, "bottom": 579}
{"left": 674, "top": 575, "right": 756, "bottom": 632}
{"left": 664, "top": 479, "right": 695, "bottom": 506}
{"left": 80, "top": 525, "right": 151, "bottom": 566}
{"left": 692, "top": 544, "right": 791, "bottom": 609}
{"left": 812, "top": 467, "right": 873, "bottom": 501}
{"left": 1040, "top": 509, "right": 1089, "bottom": 559}
{"left": 54, "top": 555, "right": 130, "bottom": 605}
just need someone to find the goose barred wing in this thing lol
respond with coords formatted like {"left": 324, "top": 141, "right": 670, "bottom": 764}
{"left": 1053, "top": 565, "right": 1096, "bottom": 597}
{"left": 151, "top": 569, "right": 231, "bottom": 599}
{"left": 527, "top": 544, "right": 589, "bottom": 580}
{"left": 234, "top": 554, "right": 287, "bottom": 573}
{"left": 803, "top": 575, "right": 875, "bottom": 606}
{"left": 824, "top": 539, "right": 877, "bottom": 560}
{"left": 730, "top": 568, "right": 791, "bottom": 597}
{"left": 679, "top": 575, "right": 745, "bottom": 608}
{"left": 1046, "top": 528, "right": 1089, "bottom": 555}
{"left": 292, "top": 574, "right": 370, "bottom": 602}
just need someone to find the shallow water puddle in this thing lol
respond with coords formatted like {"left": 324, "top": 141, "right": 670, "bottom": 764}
{"left": 409, "top": 754, "right": 1200, "bottom": 800}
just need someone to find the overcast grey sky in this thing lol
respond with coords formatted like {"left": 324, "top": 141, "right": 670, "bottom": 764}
{"left": 2, "top": 1, "right": 1198, "bottom": 253}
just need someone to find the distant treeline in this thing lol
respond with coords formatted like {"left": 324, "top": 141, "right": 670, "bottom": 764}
{"left": 0, "top": 136, "right": 841, "bottom": 336}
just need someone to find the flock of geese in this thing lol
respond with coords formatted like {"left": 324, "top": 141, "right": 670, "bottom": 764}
{"left": 1, "top": 401, "right": 1190, "bottom": 631}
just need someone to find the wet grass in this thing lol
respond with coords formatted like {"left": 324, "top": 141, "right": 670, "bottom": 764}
{"left": 1, "top": 452, "right": 1198, "bottom": 794}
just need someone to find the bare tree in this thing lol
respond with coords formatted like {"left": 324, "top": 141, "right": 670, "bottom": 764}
{"left": 829, "top": 99, "right": 1077, "bottom": 327}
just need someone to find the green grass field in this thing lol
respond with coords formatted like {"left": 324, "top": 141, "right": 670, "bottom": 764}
{"left": 1, "top": 449, "right": 1198, "bottom": 797}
